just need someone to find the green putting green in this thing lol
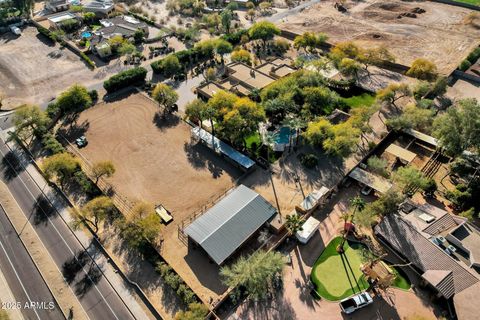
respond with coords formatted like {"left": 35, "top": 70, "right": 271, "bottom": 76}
{"left": 311, "top": 237, "right": 369, "bottom": 301}
{"left": 310, "top": 237, "right": 411, "bottom": 300}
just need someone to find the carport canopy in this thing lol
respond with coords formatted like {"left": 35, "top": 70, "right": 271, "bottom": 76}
{"left": 385, "top": 144, "right": 417, "bottom": 163}
{"left": 349, "top": 167, "right": 392, "bottom": 194}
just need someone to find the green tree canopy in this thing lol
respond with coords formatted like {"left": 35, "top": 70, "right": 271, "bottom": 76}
{"left": 285, "top": 214, "right": 303, "bottom": 235}
{"left": 174, "top": 303, "right": 209, "bottom": 320}
{"left": 152, "top": 83, "right": 179, "bottom": 114}
{"left": 248, "top": 21, "right": 280, "bottom": 45}
{"left": 231, "top": 49, "right": 251, "bottom": 65}
{"left": 12, "top": 104, "right": 50, "bottom": 143}
{"left": 92, "top": 160, "right": 116, "bottom": 183}
{"left": 42, "top": 152, "right": 80, "bottom": 189}
{"left": 406, "top": 58, "right": 438, "bottom": 81}
{"left": 386, "top": 103, "right": 434, "bottom": 133}
{"left": 76, "top": 196, "right": 115, "bottom": 233}
{"left": 220, "top": 250, "right": 284, "bottom": 299}
{"left": 293, "top": 32, "right": 328, "bottom": 53}
{"left": 433, "top": 98, "right": 480, "bottom": 156}
{"left": 376, "top": 83, "right": 411, "bottom": 109}
{"left": 392, "top": 166, "right": 429, "bottom": 193}
{"left": 56, "top": 84, "right": 92, "bottom": 114}
{"left": 161, "top": 55, "right": 182, "bottom": 78}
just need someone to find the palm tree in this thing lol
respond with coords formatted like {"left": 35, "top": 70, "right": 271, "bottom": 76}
{"left": 285, "top": 214, "right": 303, "bottom": 236}
{"left": 337, "top": 196, "right": 366, "bottom": 254}
{"left": 283, "top": 116, "right": 305, "bottom": 148}
{"left": 263, "top": 132, "right": 275, "bottom": 164}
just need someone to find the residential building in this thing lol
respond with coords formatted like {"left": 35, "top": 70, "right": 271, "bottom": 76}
{"left": 375, "top": 202, "right": 480, "bottom": 319}
{"left": 196, "top": 59, "right": 296, "bottom": 100}
{"left": 45, "top": 0, "right": 69, "bottom": 12}
{"left": 83, "top": 0, "right": 115, "bottom": 16}
{"left": 47, "top": 11, "right": 78, "bottom": 29}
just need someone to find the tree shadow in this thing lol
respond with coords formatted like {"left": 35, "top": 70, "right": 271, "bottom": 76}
{"left": 183, "top": 142, "right": 229, "bottom": 179}
{"left": 74, "top": 263, "right": 102, "bottom": 297}
{"left": 152, "top": 112, "right": 180, "bottom": 130}
{"left": 1, "top": 150, "right": 25, "bottom": 181}
{"left": 62, "top": 250, "right": 90, "bottom": 284}
{"left": 32, "top": 194, "right": 57, "bottom": 225}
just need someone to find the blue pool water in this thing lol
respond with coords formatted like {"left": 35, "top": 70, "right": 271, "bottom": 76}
{"left": 81, "top": 31, "right": 92, "bottom": 39}
{"left": 274, "top": 126, "right": 295, "bottom": 144}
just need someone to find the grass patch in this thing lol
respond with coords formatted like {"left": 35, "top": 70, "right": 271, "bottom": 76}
{"left": 453, "top": 0, "right": 480, "bottom": 5}
{"left": 341, "top": 93, "right": 375, "bottom": 109}
{"left": 392, "top": 267, "right": 411, "bottom": 290}
{"left": 311, "top": 237, "right": 369, "bottom": 301}
{"left": 245, "top": 132, "right": 261, "bottom": 149}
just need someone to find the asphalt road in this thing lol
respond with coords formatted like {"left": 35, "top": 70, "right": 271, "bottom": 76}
{"left": 0, "top": 206, "right": 65, "bottom": 320}
{"left": 0, "top": 141, "right": 135, "bottom": 320}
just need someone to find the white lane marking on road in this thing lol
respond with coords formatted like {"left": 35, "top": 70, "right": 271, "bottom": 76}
{"left": 0, "top": 233, "right": 42, "bottom": 320}
{"left": 0, "top": 145, "right": 122, "bottom": 320}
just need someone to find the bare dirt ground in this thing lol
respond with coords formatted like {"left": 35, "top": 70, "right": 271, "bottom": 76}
{"left": 0, "top": 27, "right": 93, "bottom": 108}
{"left": 279, "top": 0, "right": 480, "bottom": 74}
{"left": 0, "top": 27, "right": 130, "bottom": 109}
{"left": 61, "top": 93, "right": 241, "bottom": 219}
{"left": 60, "top": 93, "right": 243, "bottom": 304}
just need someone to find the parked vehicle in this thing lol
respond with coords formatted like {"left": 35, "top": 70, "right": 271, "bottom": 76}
{"left": 10, "top": 25, "right": 21, "bottom": 35}
{"left": 339, "top": 292, "right": 373, "bottom": 314}
{"left": 75, "top": 136, "right": 88, "bottom": 148}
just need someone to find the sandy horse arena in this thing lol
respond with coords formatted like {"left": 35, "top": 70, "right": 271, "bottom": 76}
{"left": 279, "top": 0, "right": 480, "bottom": 74}
{"left": 62, "top": 93, "right": 242, "bottom": 221}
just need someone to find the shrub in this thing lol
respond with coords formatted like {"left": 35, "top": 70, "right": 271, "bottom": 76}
{"left": 46, "top": 102, "right": 60, "bottom": 118}
{"left": 74, "top": 170, "right": 96, "bottom": 195}
{"left": 459, "top": 59, "right": 472, "bottom": 71}
{"left": 80, "top": 52, "right": 95, "bottom": 69}
{"left": 128, "top": 12, "right": 156, "bottom": 26}
{"left": 164, "top": 272, "right": 182, "bottom": 290}
{"left": 103, "top": 67, "right": 147, "bottom": 93}
{"left": 299, "top": 153, "right": 318, "bottom": 168}
{"left": 155, "top": 261, "right": 172, "bottom": 277}
{"left": 88, "top": 89, "right": 98, "bottom": 102}
{"left": 221, "top": 29, "right": 248, "bottom": 46}
{"left": 42, "top": 133, "right": 65, "bottom": 154}
{"left": 466, "top": 47, "right": 480, "bottom": 64}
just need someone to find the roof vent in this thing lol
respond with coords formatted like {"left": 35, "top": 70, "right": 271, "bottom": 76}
{"left": 418, "top": 213, "right": 435, "bottom": 223}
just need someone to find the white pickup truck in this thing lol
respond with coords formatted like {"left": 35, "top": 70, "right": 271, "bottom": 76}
{"left": 339, "top": 292, "right": 373, "bottom": 314}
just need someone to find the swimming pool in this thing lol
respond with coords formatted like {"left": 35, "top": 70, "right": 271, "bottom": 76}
{"left": 81, "top": 31, "right": 92, "bottom": 39}
{"left": 274, "top": 126, "right": 295, "bottom": 144}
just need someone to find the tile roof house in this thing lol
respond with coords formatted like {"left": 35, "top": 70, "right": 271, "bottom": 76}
{"left": 196, "top": 59, "right": 296, "bottom": 100}
{"left": 90, "top": 16, "right": 149, "bottom": 57}
{"left": 375, "top": 202, "right": 480, "bottom": 319}
{"left": 184, "top": 185, "right": 276, "bottom": 265}
{"left": 45, "top": 0, "right": 70, "bottom": 13}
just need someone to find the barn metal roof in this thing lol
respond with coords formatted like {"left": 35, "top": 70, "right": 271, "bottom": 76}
{"left": 184, "top": 185, "right": 276, "bottom": 265}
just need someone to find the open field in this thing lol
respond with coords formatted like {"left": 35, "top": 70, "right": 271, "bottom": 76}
{"left": 279, "top": 0, "right": 480, "bottom": 74}
{"left": 60, "top": 93, "right": 243, "bottom": 303}
{"left": 61, "top": 92, "right": 242, "bottom": 218}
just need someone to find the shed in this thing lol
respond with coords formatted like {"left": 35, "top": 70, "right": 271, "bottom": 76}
{"left": 385, "top": 144, "right": 416, "bottom": 163}
{"left": 296, "top": 186, "right": 329, "bottom": 214}
{"left": 296, "top": 216, "right": 320, "bottom": 244}
{"left": 349, "top": 167, "right": 392, "bottom": 194}
{"left": 184, "top": 185, "right": 276, "bottom": 265}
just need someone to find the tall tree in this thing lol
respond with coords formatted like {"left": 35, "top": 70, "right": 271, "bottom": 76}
{"left": 92, "top": 160, "right": 115, "bottom": 183}
{"left": 386, "top": 103, "right": 434, "bottom": 133}
{"left": 433, "top": 98, "right": 480, "bottom": 156}
{"left": 42, "top": 152, "right": 80, "bottom": 189}
{"left": 152, "top": 83, "right": 179, "bottom": 115}
{"left": 376, "top": 83, "right": 411, "bottom": 110}
{"left": 220, "top": 250, "right": 284, "bottom": 299}
{"left": 161, "top": 55, "right": 182, "bottom": 79}
{"left": 74, "top": 196, "right": 115, "bottom": 233}
{"left": 285, "top": 214, "right": 303, "bottom": 235}
{"left": 220, "top": 9, "right": 233, "bottom": 33}
{"left": 248, "top": 21, "right": 280, "bottom": 46}
{"left": 56, "top": 84, "right": 92, "bottom": 115}
{"left": 12, "top": 105, "right": 50, "bottom": 144}
{"left": 406, "top": 58, "right": 438, "bottom": 81}
{"left": 392, "top": 166, "right": 429, "bottom": 193}
{"left": 185, "top": 99, "right": 206, "bottom": 128}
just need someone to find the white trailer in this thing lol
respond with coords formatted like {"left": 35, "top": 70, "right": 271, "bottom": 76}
{"left": 296, "top": 216, "right": 320, "bottom": 244}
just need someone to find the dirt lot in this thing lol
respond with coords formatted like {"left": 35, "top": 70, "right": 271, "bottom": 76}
{"left": 62, "top": 92, "right": 241, "bottom": 217}
{"left": 0, "top": 27, "right": 92, "bottom": 108}
{"left": 279, "top": 0, "right": 480, "bottom": 74}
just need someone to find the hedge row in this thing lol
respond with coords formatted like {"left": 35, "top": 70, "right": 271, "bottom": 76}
{"left": 128, "top": 11, "right": 156, "bottom": 26}
{"left": 220, "top": 28, "right": 248, "bottom": 46}
{"left": 151, "top": 46, "right": 214, "bottom": 74}
{"left": 80, "top": 52, "right": 96, "bottom": 69}
{"left": 459, "top": 47, "right": 480, "bottom": 71}
{"left": 155, "top": 261, "right": 198, "bottom": 305}
{"left": 35, "top": 24, "right": 62, "bottom": 43}
{"left": 103, "top": 67, "right": 147, "bottom": 93}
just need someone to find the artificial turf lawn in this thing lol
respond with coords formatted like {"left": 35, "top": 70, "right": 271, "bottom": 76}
{"left": 310, "top": 237, "right": 411, "bottom": 300}
{"left": 453, "top": 0, "right": 480, "bottom": 5}
{"left": 311, "top": 237, "right": 369, "bottom": 301}
{"left": 341, "top": 93, "right": 376, "bottom": 109}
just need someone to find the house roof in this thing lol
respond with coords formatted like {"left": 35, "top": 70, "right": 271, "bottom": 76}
{"left": 453, "top": 282, "right": 480, "bottom": 320}
{"left": 451, "top": 224, "right": 480, "bottom": 266}
{"left": 184, "top": 185, "right": 276, "bottom": 265}
{"left": 227, "top": 62, "right": 276, "bottom": 90}
{"left": 375, "top": 214, "right": 479, "bottom": 299}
